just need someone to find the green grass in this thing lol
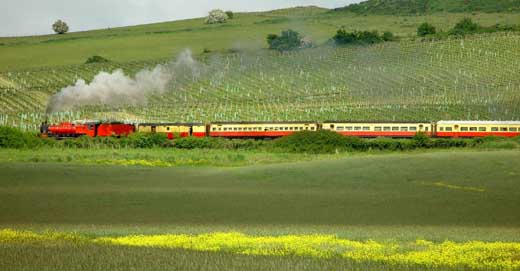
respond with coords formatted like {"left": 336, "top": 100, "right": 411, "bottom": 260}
{"left": 1, "top": 150, "right": 519, "bottom": 227}
{"left": 0, "top": 147, "right": 347, "bottom": 167}
{"left": 1, "top": 150, "right": 520, "bottom": 270}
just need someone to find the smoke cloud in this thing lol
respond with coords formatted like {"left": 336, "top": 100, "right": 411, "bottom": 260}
{"left": 46, "top": 49, "right": 199, "bottom": 113}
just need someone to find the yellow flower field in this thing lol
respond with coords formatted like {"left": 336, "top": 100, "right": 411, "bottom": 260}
{"left": 1, "top": 229, "right": 519, "bottom": 270}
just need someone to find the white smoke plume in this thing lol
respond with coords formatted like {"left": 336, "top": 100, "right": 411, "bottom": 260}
{"left": 46, "top": 49, "right": 199, "bottom": 113}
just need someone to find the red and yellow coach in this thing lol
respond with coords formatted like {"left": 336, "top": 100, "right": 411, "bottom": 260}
{"left": 322, "top": 121, "right": 433, "bottom": 137}
{"left": 209, "top": 122, "right": 318, "bottom": 138}
{"left": 436, "top": 121, "right": 520, "bottom": 138}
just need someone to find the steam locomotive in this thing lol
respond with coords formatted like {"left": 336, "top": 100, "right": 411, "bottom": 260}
{"left": 41, "top": 120, "right": 520, "bottom": 139}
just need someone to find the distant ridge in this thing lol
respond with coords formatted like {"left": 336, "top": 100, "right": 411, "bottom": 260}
{"left": 333, "top": 0, "right": 520, "bottom": 15}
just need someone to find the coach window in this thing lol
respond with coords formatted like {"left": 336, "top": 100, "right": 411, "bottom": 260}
{"left": 425, "top": 127, "right": 429, "bottom": 132}
{"left": 212, "top": 127, "right": 216, "bottom": 131}
{"left": 363, "top": 127, "right": 370, "bottom": 131}
{"left": 337, "top": 126, "right": 344, "bottom": 131}
{"left": 510, "top": 128, "right": 518, "bottom": 132}
{"left": 461, "top": 127, "right": 468, "bottom": 132}
{"left": 491, "top": 127, "right": 498, "bottom": 131}
{"left": 410, "top": 127, "right": 417, "bottom": 131}
{"left": 439, "top": 127, "right": 444, "bottom": 131}
{"left": 345, "top": 127, "right": 353, "bottom": 131}
{"left": 445, "top": 127, "right": 453, "bottom": 132}
{"left": 392, "top": 127, "right": 399, "bottom": 131}
{"left": 400, "top": 127, "right": 408, "bottom": 131}
{"left": 354, "top": 127, "right": 362, "bottom": 131}
{"left": 374, "top": 127, "right": 382, "bottom": 131}
{"left": 470, "top": 127, "right": 477, "bottom": 131}
{"left": 479, "top": 127, "right": 486, "bottom": 132}
{"left": 501, "top": 127, "right": 508, "bottom": 132}
{"left": 384, "top": 127, "right": 391, "bottom": 131}
{"left": 167, "top": 127, "right": 170, "bottom": 131}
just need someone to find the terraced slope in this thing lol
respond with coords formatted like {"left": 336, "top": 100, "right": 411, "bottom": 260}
{"left": 0, "top": 33, "right": 519, "bottom": 130}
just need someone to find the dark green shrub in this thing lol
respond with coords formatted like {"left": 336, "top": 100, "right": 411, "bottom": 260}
{"left": 0, "top": 126, "right": 41, "bottom": 148}
{"left": 127, "top": 133, "right": 168, "bottom": 148}
{"left": 272, "top": 130, "right": 348, "bottom": 154}
{"left": 173, "top": 137, "right": 213, "bottom": 149}
{"left": 333, "top": 28, "right": 394, "bottom": 45}
{"left": 417, "top": 22, "right": 436, "bottom": 37}
{"left": 382, "top": 31, "right": 396, "bottom": 41}
{"left": 225, "top": 11, "right": 234, "bottom": 19}
{"left": 85, "top": 55, "right": 110, "bottom": 64}
{"left": 450, "top": 18, "right": 481, "bottom": 36}
{"left": 413, "top": 132, "right": 430, "bottom": 147}
{"left": 267, "top": 30, "right": 303, "bottom": 52}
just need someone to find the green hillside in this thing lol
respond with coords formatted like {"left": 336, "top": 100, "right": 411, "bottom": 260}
{"left": 0, "top": 7, "right": 519, "bottom": 129}
{"left": 335, "top": 0, "right": 520, "bottom": 15}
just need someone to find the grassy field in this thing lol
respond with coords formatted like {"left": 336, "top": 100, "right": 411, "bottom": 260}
{"left": 1, "top": 150, "right": 520, "bottom": 270}
{"left": 1, "top": 9, "right": 518, "bottom": 71}
{"left": 0, "top": 8, "right": 519, "bottom": 129}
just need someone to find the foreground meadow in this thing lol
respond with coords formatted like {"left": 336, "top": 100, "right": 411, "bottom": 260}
{"left": 1, "top": 150, "right": 520, "bottom": 270}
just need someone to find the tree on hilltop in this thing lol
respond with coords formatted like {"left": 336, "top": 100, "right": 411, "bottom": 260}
{"left": 52, "top": 20, "right": 69, "bottom": 34}
{"left": 205, "top": 10, "right": 228, "bottom": 24}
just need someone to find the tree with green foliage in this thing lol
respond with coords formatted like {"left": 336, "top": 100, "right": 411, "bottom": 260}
{"left": 52, "top": 20, "right": 69, "bottom": 34}
{"left": 225, "top": 11, "right": 234, "bottom": 19}
{"left": 267, "top": 30, "right": 303, "bottom": 52}
{"left": 417, "top": 22, "right": 437, "bottom": 37}
{"left": 451, "top": 18, "right": 481, "bottom": 35}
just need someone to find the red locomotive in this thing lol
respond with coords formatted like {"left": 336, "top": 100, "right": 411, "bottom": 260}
{"left": 41, "top": 121, "right": 135, "bottom": 138}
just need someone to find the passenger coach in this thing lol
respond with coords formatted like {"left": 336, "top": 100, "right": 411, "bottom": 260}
{"left": 436, "top": 121, "right": 520, "bottom": 138}
{"left": 137, "top": 123, "right": 206, "bottom": 139}
{"left": 322, "top": 121, "right": 433, "bottom": 137}
{"left": 209, "top": 122, "right": 318, "bottom": 138}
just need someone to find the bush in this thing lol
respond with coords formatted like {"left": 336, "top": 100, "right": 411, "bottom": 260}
{"left": 205, "top": 9, "right": 228, "bottom": 24}
{"left": 382, "top": 31, "right": 396, "bottom": 41}
{"left": 417, "top": 22, "right": 436, "bottom": 37}
{"left": 272, "top": 130, "right": 350, "bottom": 154}
{"left": 126, "top": 133, "right": 169, "bottom": 148}
{"left": 85, "top": 55, "right": 109, "bottom": 64}
{"left": 0, "top": 126, "right": 40, "bottom": 149}
{"left": 225, "top": 11, "right": 234, "bottom": 19}
{"left": 333, "top": 28, "right": 394, "bottom": 45}
{"left": 52, "top": 20, "right": 69, "bottom": 34}
{"left": 450, "top": 18, "right": 481, "bottom": 36}
{"left": 267, "top": 30, "right": 304, "bottom": 52}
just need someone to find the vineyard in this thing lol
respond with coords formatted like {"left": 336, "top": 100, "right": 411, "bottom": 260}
{"left": 1, "top": 32, "right": 519, "bottom": 131}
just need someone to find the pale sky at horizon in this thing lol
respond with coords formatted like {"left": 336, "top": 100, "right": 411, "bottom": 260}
{"left": 2, "top": 0, "right": 361, "bottom": 37}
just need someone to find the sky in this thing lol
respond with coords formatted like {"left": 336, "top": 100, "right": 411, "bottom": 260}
{"left": 1, "top": 0, "right": 361, "bottom": 37}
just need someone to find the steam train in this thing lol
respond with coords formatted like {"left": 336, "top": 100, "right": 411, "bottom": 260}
{"left": 40, "top": 120, "right": 520, "bottom": 139}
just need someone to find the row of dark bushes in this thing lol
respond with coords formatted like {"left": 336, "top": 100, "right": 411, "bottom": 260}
{"left": 417, "top": 18, "right": 520, "bottom": 38}
{"left": 1, "top": 126, "right": 518, "bottom": 153}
